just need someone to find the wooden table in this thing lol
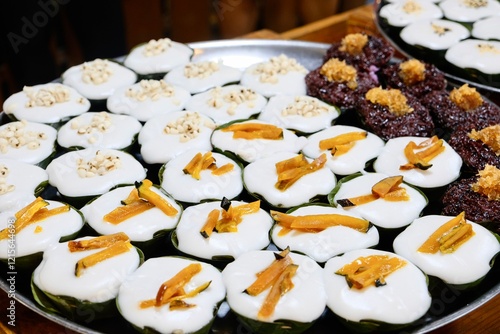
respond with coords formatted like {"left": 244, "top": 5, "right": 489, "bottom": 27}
{"left": 1, "top": 3, "right": 498, "bottom": 334}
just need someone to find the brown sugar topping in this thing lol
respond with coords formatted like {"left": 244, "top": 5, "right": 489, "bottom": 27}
{"left": 398, "top": 59, "right": 426, "bottom": 86}
{"left": 365, "top": 87, "right": 414, "bottom": 116}
{"left": 320, "top": 58, "right": 358, "bottom": 90}
{"left": 468, "top": 124, "right": 500, "bottom": 155}
{"left": 338, "top": 33, "right": 368, "bottom": 56}
{"left": 471, "top": 164, "right": 500, "bottom": 201}
{"left": 449, "top": 84, "right": 483, "bottom": 111}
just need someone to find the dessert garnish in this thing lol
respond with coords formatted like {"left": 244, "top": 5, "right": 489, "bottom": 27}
{"left": 449, "top": 84, "right": 483, "bottom": 111}
{"left": 365, "top": 87, "right": 414, "bottom": 116}
{"left": 281, "top": 96, "right": 330, "bottom": 118}
{"left": 182, "top": 152, "right": 234, "bottom": 180}
{"left": 335, "top": 255, "right": 407, "bottom": 289}
{"left": 0, "top": 165, "right": 14, "bottom": 195}
{"left": 319, "top": 131, "right": 367, "bottom": 157}
{"left": 207, "top": 86, "right": 258, "bottom": 115}
{"left": 338, "top": 33, "right": 368, "bottom": 55}
{"left": 163, "top": 112, "right": 215, "bottom": 143}
{"left": 221, "top": 122, "right": 283, "bottom": 140}
{"left": 184, "top": 61, "right": 220, "bottom": 79}
{"left": 402, "top": 0, "right": 422, "bottom": 14}
{"left": 320, "top": 58, "right": 358, "bottom": 89}
{"left": 274, "top": 153, "right": 327, "bottom": 191}
{"left": 253, "top": 54, "right": 307, "bottom": 84}
{"left": 70, "top": 112, "right": 112, "bottom": 145}
{"left": 468, "top": 124, "right": 500, "bottom": 155}
{"left": 142, "top": 38, "right": 172, "bottom": 57}
{"left": 418, "top": 212, "right": 475, "bottom": 254}
{"left": 125, "top": 79, "right": 176, "bottom": 101}
{"left": 464, "top": 0, "right": 488, "bottom": 8}
{"left": 23, "top": 84, "right": 70, "bottom": 107}
{"left": 81, "top": 59, "right": 113, "bottom": 85}
{"left": 76, "top": 150, "right": 121, "bottom": 178}
{"left": 471, "top": 164, "right": 500, "bottom": 201}
{"left": 398, "top": 59, "right": 426, "bottom": 86}
{"left": 431, "top": 23, "right": 451, "bottom": 37}
{"left": 0, "top": 120, "right": 47, "bottom": 153}
{"left": 270, "top": 210, "right": 370, "bottom": 236}
{"left": 400, "top": 135, "right": 445, "bottom": 170}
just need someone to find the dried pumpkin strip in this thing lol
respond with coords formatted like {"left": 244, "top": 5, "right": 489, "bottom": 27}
{"left": 211, "top": 163, "right": 234, "bottom": 176}
{"left": 319, "top": 131, "right": 367, "bottom": 157}
{"left": 245, "top": 248, "right": 292, "bottom": 296}
{"left": 68, "top": 232, "right": 130, "bottom": 252}
{"left": 103, "top": 200, "right": 154, "bottom": 225}
{"left": 275, "top": 154, "right": 308, "bottom": 174}
{"left": 0, "top": 197, "right": 49, "bottom": 240}
{"left": 183, "top": 152, "right": 232, "bottom": 180}
{"left": 200, "top": 209, "right": 220, "bottom": 238}
{"left": 222, "top": 123, "right": 283, "bottom": 140}
{"left": 336, "top": 255, "right": 407, "bottom": 289}
{"left": 400, "top": 136, "right": 445, "bottom": 170}
{"left": 137, "top": 179, "right": 178, "bottom": 216}
{"left": 418, "top": 212, "right": 475, "bottom": 254}
{"left": 275, "top": 154, "right": 327, "bottom": 191}
{"left": 257, "top": 263, "right": 298, "bottom": 320}
{"left": 29, "top": 205, "right": 71, "bottom": 223}
{"left": 337, "top": 176, "right": 409, "bottom": 207}
{"left": 74, "top": 240, "right": 133, "bottom": 277}
{"left": 371, "top": 175, "right": 404, "bottom": 198}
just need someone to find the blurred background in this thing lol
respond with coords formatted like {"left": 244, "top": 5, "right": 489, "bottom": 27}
{"left": 0, "top": 0, "right": 370, "bottom": 106}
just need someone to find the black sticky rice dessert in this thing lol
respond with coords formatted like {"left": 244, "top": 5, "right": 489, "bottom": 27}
{"left": 356, "top": 86, "right": 435, "bottom": 140}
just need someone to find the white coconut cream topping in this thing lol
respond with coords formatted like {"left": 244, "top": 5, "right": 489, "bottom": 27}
{"left": 124, "top": 38, "right": 193, "bottom": 75}
{"left": 439, "top": 0, "right": 500, "bottom": 22}
{"left": 240, "top": 54, "right": 308, "bottom": 97}
{"left": 472, "top": 16, "right": 500, "bottom": 40}
{"left": 373, "top": 136, "right": 462, "bottom": 188}
{"left": 2, "top": 83, "right": 90, "bottom": 124}
{"left": 400, "top": 19, "right": 470, "bottom": 50}
{"left": 45, "top": 148, "right": 146, "bottom": 198}
{"left": 33, "top": 235, "right": 141, "bottom": 303}
{"left": 139, "top": 111, "right": 215, "bottom": 164}
{"left": 258, "top": 95, "right": 340, "bottom": 134}
{"left": 331, "top": 172, "right": 427, "bottom": 229}
{"left": 0, "top": 120, "right": 56, "bottom": 165}
{"left": 271, "top": 205, "right": 379, "bottom": 263}
{"left": 62, "top": 59, "right": 137, "bottom": 100}
{"left": 185, "top": 84, "right": 267, "bottom": 126}
{"left": 81, "top": 185, "right": 181, "bottom": 242}
{"left": 302, "top": 125, "right": 385, "bottom": 176}
{"left": 445, "top": 39, "right": 500, "bottom": 74}
{"left": 222, "top": 250, "right": 326, "bottom": 323}
{"left": 393, "top": 215, "right": 500, "bottom": 285}
{"left": 106, "top": 79, "right": 191, "bottom": 122}
{"left": 57, "top": 111, "right": 142, "bottom": 150}
{"left": 379, "top": 0, "right": 443, "bottom": 27}
{"left": 323, "top": 248, "right": 431, "bottom": 324}
{"left": 175, "top": 200, "right": 273, "bottom": 260}
{"left": 243, "top": 151, "right": 336, "bottom": 208}
{"left": 117, "top": 257, "right": 226, "bottom": 334}
{"left": 160, "top": 149, "right": 243, "bottom": 203}
{"left": 210, "top": 120, "right": 308, "bottom": 163}
{"left": 164, "top": 61, "right": 242, "bottom": 94}
{"left": 0, "top": 200, "right": 83, "bottom": 258}
{"left": 0, "top": 159, "right": 47, "bottom": 212}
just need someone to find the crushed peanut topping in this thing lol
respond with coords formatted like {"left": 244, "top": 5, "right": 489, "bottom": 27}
{"left": 0, "top": 165, "right": 15, "bottom": 195}
{"left": 463, "top": 0, "right": 488, "bottom": 8}
{"left": 399, "top": 59, "right": 426, "bottom": 86}
{"left": 76, "top": 150, "right": 122, "bottom": 178}
{"left": 253, "top": 54, "right": 307, "bottom": 84}
{"left": 449, "top": 84, "right": 483, "bottom": 111}
{"left": 282, "top": 96, "right": 330, "bottom": 117}
{"left": 81, "top": 59, "right": 113, "bottom": 85}
{"left": 468, "top": 124, "right": 500, "bottom": 155}
{"left": 23, "top": 85, "right": 70, "bottom": 108}
{"left": 471, "top": 164, "right": 500, "bottom": 201}
{"left": 320, "top": 58, "right": 358, "bottom": 90}
{"left": 142, "top": 38, "right": 172, "bottom": 57}
{"left": 207, "top": 86, "right": 258, "bottom": 115}
{"left": 402, "top": 0, "right": 422, "bottom": 14}
{"left": 477, "top": 43, "right": 500, "bottom": 55}
{"left": 338, "top": 33, "right": 368, "bottom": 55}
{"left": 365, "top": 87, "right": 414, "bottom": 116}
{"left": 431, "top": 23, "right": 451, "bottom": 36}
{"left": 125, "top": 79, "right": 175, "bottom": 102}
{"left": 184, "top": 61, "right": 220, "bottom": 79}
{"left": 163, "top": 112, "right": 215, "bottom": 142}
{"left": 70, "top": 112, "right": 113, "bottom": 145}
{"left": 0, "top": 120, "right": 47, "bottom": 153}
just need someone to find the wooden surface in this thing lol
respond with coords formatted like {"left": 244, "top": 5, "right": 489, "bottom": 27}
{"left": 1, "top": 3, "right": 498, "bottom": 334}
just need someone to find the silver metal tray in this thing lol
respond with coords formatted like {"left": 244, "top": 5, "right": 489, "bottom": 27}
{"left": 1, "top": 39, "right": 499, "bottom": 334}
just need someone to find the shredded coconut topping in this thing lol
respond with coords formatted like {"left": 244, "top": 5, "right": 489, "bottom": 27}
{"left": 463, "top": 0, "right": 488, "bottom": 8}
{"left": 125, "top": 79, "right": 176, "bottom": 102}
{"left": 320, "top": 58, "right": 358, "bottom": 89}
{"left": 339, "top": 33, "right": 369, "bottom": 55}
{"left": 0, "top": 165, "right": 15, "bottom": 195}
{"left": 0, "top": 120, "right": 47, "bottom": 153}
{"left": 163, "top": 112, "right": 215, "bottom": 142}
{"left": 366, "top": 87, "right": 414, "bottom": 116}
{"left": 23, "top": 85, "right": 71, "bottom": 108}
{"left": 207, "top": 86, "right": 257, "bottom": 115}
{"left": 184, "top": 61, "right": 220, "bottom": 79}
{"left": 449, "top": 84, "right": 483, "bottom": 111}
{"left": 402, "top": 0, "right": 422, "bottom": 14}
{"left": 468, "top": 124, "right": 500, "bottom": 155}
{"left": 431, "top": 23, "right": 451, "bottom": 36}
{"left": 253, "top": 54, "right": 307, "bottom": 84}
{"left": 281, "top": 96, "right": 330, "bottom": 117}
{"left": 471, "top": 164, "right": 500, "bottom": 201}
{"left": 142, "top": 38, "right": 173, "bottom": 57}
{"left": 76, "top": 150, "right": 121, "bottom": 178}
{"left": 70, "top": 112, "right": 113, "bottom": 145}
{"left": 477, "top": 43, "right": 500, "bottom": 55}
{"left": 399, "top": 59, "right": 426, "bottom": 86}
{"left": 81, "top": 59, "right": 113, "bottom": 85}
